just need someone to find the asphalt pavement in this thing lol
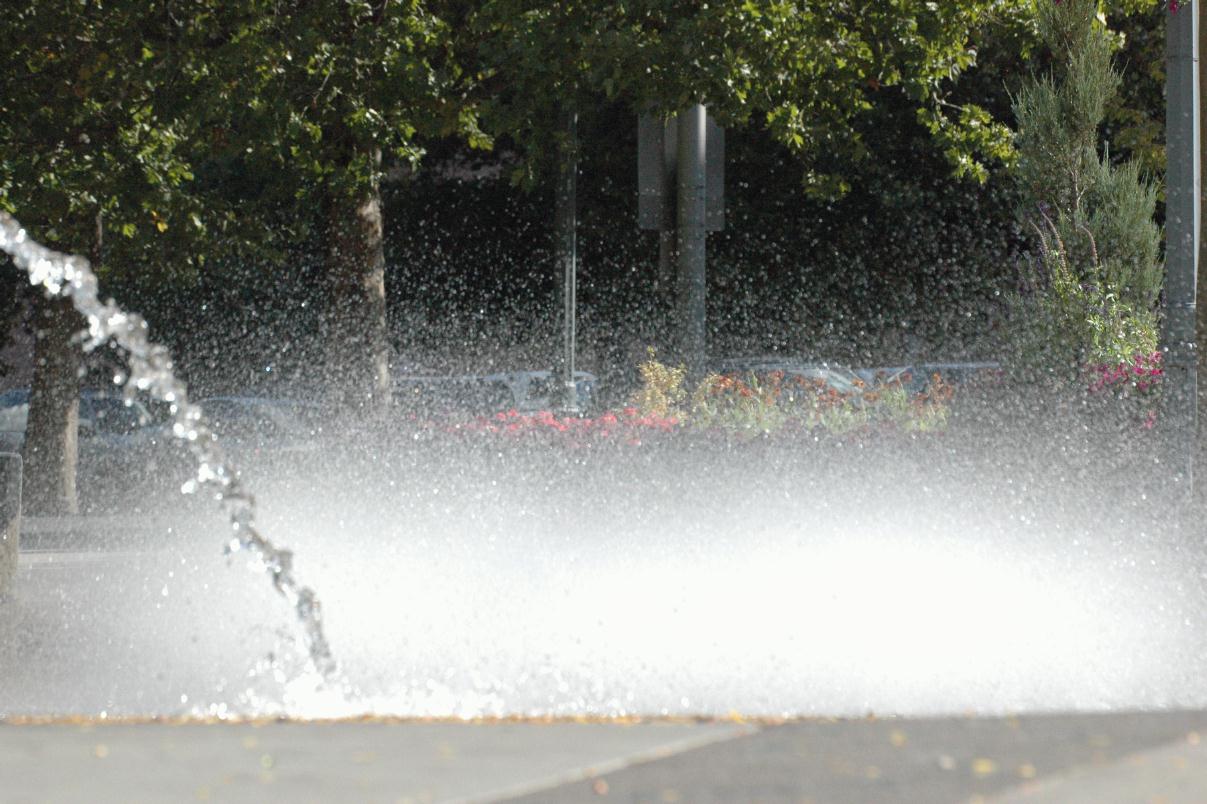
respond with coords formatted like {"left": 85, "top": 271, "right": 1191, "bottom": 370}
{"left": 2, "top": 711, "right": 1207, "bottom": 803}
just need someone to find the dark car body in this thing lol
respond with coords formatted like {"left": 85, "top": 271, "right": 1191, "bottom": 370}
{"left": 393, "top": 370, "right": 598, "bottom": 417}
{"left": 0, "top": 387, "right": 177, "bottom": 509}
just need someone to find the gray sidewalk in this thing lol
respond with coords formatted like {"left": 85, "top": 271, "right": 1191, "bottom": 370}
{"left": 2, "top": 712, "right": 1206, "bottom": 803}
{"left": 516, "top": 711, "right": 1207, "bottom": 803}
{"left": 17, "top": 512, "right": 200, "bottom": 551}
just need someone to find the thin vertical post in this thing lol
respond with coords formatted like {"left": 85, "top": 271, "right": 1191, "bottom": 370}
{"left": 675, "top": 104, "right": 708, "bottom": 378}
{"left": 1164, "top": 2, "right": 1199, "bottom": 499}
{"left": 1197, "top": 0, "right": 1207, "bottom": 504}
{"left": 657, "top": 117, "right": 678, "bottom": 296}
{"left": 555, "top": 109, "right": 579, "bottom": 413}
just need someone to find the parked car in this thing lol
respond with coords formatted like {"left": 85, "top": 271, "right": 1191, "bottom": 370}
{"left": 0, "top": 387, "right": 162, "bottom": 451}
{"left": 0, "top": 387, "right": 176, "bottom": 508}
{"left": 196, "top": 396, "right": 325, "bottom": 458}
{"left": 713, "top": 357, "right": 1001, "bottom": 396}
{"left": 393, "top": 370, "right": 598, "bottom": 417}
{"left": 710, "top": 357, "right": 867, "bottom": 395}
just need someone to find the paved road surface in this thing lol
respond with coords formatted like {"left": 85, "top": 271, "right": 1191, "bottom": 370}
{"left": 3, "top": 711, "right": 1206, "bottom": 803}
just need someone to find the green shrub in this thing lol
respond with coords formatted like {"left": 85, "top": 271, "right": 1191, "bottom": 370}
{"left": 1008, "top": 0, "right": 1161, "bottom": 374}
{"left": 1011, "top": 213, "right": 1157, "bottom": 375}
{"left": 629, "top": 353, "right": 954, "bottom": 438}
{"left": 628, "top": 347, "right": 687, "bottom": 419}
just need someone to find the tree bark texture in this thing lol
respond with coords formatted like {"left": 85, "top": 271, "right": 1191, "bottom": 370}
{"left": 323, "top": 149, "right": 392, "bottom": 416}
{"left": 0, "top": 453, "right": 20, "bottom": 598}
{"left": 22, "top": 294, "right": 82, "bottom": 515}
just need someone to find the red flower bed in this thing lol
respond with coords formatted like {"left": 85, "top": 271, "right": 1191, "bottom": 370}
{"left": 447, "top": 407, "right": 681, "bottom": 446}
{"left": 1086, "top": 351, "right": 1162, "bottom": 429}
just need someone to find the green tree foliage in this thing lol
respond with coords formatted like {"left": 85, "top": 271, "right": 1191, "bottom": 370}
{"left": 0, "top": 2, "right": 201, "bottom": 258}
{"left": 1102, "top": 0, "right": 1165, "bottom": 181}
{"left": 0, "top": 1, "right": 204, "bottom": 513}
{"left": 193, "top": 0, "right": 478, "bottom": 191}
{"left": 184, "top": 0, "right": 484, "bottom": 411}
{"left": 465, "top": 0, "right": 1026, "bottom": 194}
{"left": 1009, "top": 0, "right": 1161, "bottom": 370}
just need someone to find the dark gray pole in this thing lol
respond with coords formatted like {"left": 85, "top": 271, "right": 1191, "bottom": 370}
{"left": 1197, "top": 0, "right": 1207, "bottom": 503}
{"left": 657, "top": 119, "right": 678, "bottom": 296}
{"left": 555, "top": 109, "right": 579, "bottom": 413}
{"left": 1163, "top": 2, "right": 1199, "bottom": 499}
{"left": 675, "top": 104, "right": 708, "bottom": 378}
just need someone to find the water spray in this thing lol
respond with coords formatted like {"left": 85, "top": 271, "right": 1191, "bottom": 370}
{"left": 0, "top": 212, "right": 338, "bottom": 680}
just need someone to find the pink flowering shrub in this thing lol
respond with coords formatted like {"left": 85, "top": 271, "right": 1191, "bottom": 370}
{"left": 448, "top": 407, "right": 680, "bottom": 447}
{"left": 1085, "top": 351, "right": 1162, "bottom": 429}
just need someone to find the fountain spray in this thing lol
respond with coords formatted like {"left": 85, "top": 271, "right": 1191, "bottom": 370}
{"left": 0, "top": 212, "right": 338, "bottom": 680}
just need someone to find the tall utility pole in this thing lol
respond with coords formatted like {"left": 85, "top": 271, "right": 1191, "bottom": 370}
{"left": 1164, "top": 1, "right": 1200, "bottom": 500}
{"left": 675, "top": 104, "right": 708, "bottom": 378}
{"left": 1196, "top": 0, "right": 1207, "bottom": 506}
{"left": 554, "top": 109, "right": 579, "bottom": 413}
{"left": 638, "top": 107, "right": 724, "bottom": 377}
{"left": 657, "top": 118, "right": 678, "bottom": 296}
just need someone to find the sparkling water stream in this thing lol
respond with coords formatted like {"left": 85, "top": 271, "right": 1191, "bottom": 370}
{"left": 0, "top": 212, "right": 338, "bottom": 681}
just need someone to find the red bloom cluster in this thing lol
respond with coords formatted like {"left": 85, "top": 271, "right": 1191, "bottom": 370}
{"left": 1086, "top": 351, "right": 1162, "bottom": 430}
{"left": 1087, "top": 351, "right": 1164, "bottom": 394}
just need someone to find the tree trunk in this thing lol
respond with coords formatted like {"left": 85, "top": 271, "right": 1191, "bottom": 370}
{"left": 0, "top": 453, "right": 21, "bottom": 598}
{"left": 323, "top": 147, "right": 392, "bottom": 416}
{"left": 22, "top": 293, "right": 82, "bottom": 515}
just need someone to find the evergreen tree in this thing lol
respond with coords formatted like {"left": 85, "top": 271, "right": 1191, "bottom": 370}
{"left": 1010, "top": 0, "right": 1162, "bottom": 368}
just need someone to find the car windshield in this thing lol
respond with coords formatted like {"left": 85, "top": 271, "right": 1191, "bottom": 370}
{"left": 201, "top": 399, "right": 297, "bottom": 441}
{"left": 0, "top": 390, "right": 152, "bottom": 435}
{"left": 394, "top": 378, "right": 515, "bottom": 415}
{"left": 81, "top": 396, "right": 145, "bottom": 435}
{"left": 0, "top": 389, "right": 29, "bottom": 432}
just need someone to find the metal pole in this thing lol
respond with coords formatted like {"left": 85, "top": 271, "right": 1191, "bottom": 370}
{"left": 555, "top": 109, "right": 579, "bottom": 413}
{"left": 1197, "top": 0, "right": 1207, "bottom": 504}
{"left": 657, "top": 117, "right": 678, "bottom": 297}
{"left": 1163, "top": 2, "right": 1199, "bottom": 500}
{"left": 675, "top": 104, "right": 708, "bottom": 378}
